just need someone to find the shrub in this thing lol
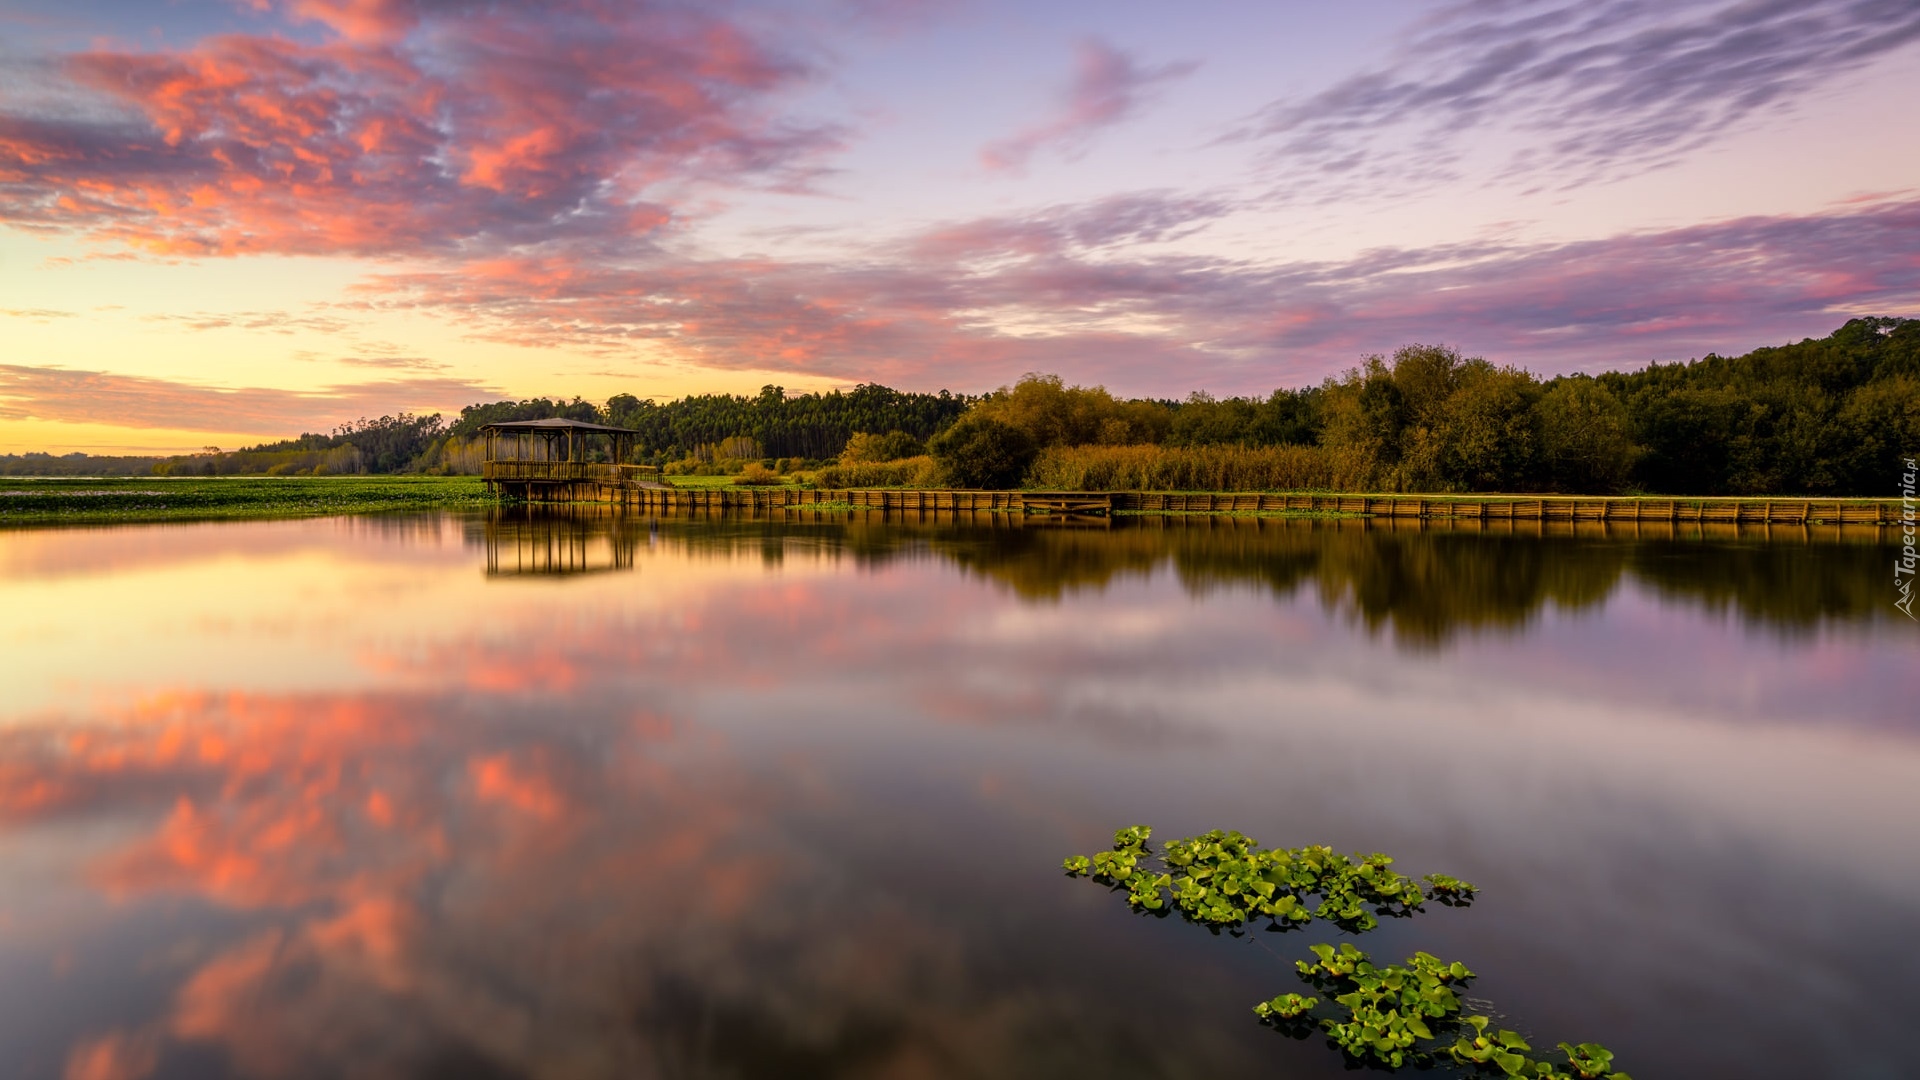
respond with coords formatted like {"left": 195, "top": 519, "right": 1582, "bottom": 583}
{"left": 928, "top": 415, "right": 1036, "bottom": 488}
{"left": 811, "top": 456, "right": 940, "bottom": 489}
{"left": 733, "top": 462, "right": 782, "bottom": 486}
{"left": 840, "top": 430, "right": 926, "bottom": 464}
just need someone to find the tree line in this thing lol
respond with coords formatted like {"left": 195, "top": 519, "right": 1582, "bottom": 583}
{"left": 449, "top": 383, "right": 975, "bottom": 461}
{"left": 4, "top": 318, "right": 1912, "bottom": 495}
{"left": 928, "top": 317, "right": 1919, "bottom": 495}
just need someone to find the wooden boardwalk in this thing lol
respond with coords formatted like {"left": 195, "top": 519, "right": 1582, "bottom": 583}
{"left": 492, "top": 475, "right": 1907, "bottom": 527}
{"left": 1110, "top": 491, "right": 1905, "bottom": 525}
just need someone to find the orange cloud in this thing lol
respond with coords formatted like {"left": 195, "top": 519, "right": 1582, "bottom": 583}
{"left": 0, "top": 365, "right": 495, "bottom": 434}
{"left": 31, "top": 685, "right": 901, "bottom": 1074}
{"left": 62, "top": 1029, "right": 160, "bottom": 1080}
{"left": 469, "top": 751, "right": 568, "bottom": 821}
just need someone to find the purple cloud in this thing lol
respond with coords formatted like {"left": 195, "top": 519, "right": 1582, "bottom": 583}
{"left": 359, "top": 192, "right": 1920, "bottom": 394}
{"left": 1241, "top": 0, "right": 1920, "bottom": 196}
{"left": 981, "top": 39, "right": 1198, "bottom": 173}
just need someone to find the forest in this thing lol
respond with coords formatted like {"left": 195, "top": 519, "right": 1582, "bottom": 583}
{"left": 5, "top": 318, "right": 1914, "bottom": 496}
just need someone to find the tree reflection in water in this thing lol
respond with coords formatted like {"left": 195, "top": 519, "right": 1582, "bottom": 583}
{"left": 480, "top": 507, "right": 1907, "bottom": 643}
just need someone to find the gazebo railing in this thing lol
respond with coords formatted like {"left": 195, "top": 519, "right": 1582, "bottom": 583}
{"left": 483, "top": 461, "right": 660, "bottom": 484}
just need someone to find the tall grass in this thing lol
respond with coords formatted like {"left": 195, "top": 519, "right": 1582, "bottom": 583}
{"left": 1025, "top": 444, "right": 1340, "bottom": 491}
{"left": 811, "top": 456, "right": 942, "bottom": 489}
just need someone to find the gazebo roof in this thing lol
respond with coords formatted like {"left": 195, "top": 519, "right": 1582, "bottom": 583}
{"left": 478, "top": 417, "right": 639, "bottom": 435}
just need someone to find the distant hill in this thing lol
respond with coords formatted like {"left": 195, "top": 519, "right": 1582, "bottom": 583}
{"left": 0, "top": 452, "right": 162, "bottom": 477}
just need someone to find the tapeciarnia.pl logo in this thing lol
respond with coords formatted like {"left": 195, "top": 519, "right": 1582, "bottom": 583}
{"left": 1898, "top": 456, "right": 1917, "bottom": 620}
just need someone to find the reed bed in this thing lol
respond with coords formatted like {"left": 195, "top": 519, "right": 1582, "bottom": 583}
{"left": 1025, "top": 444, "right": 1338, "bottom": 492}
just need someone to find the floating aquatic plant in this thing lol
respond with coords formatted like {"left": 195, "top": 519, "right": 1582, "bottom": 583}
{"left": 1062, "top": 825, "right": 1473, "bottom": 932}
{"left": 1065, "top": 826, "right": 1630, "bottom": 1079}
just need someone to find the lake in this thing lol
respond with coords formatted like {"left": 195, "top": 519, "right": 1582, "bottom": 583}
{"left": 1, "top": 510, "right": 1914, "bottom": 1079}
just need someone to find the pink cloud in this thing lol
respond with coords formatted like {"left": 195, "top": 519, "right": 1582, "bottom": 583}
{"left": 980, "top": 39, "right": 1197, "bottom": 173}
{"left": 0, "top": 1, "right": 839, "bottom": 257}
{"left": 11, "top": 153, "right": 1916, "bottom": 411}
{"left": 272, "top": 0, "right": 423, "bottom": 43}
{"left": 355, "top": 193, "right": 1920, "bottom": 395}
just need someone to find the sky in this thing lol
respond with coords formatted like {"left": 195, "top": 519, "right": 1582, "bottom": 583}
{"left": 2, "top": 0, "right": 1918, "bottom": 453}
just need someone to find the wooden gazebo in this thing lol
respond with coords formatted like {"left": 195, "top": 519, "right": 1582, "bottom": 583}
{"left": 479, "top": 418, "right": 658, "bottom": 501}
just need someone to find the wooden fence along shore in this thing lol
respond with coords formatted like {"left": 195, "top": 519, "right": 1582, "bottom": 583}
{"left": 1115, "top": 491, "right": 1905, "bottom": 524}
{"left": 485, "top": 473, "right": 1907, "bottom": 527}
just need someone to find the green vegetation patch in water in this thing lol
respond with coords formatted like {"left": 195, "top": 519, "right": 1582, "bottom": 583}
{"left": 1063, "top": 826, "right": 1472, "bottom": 932}
{"left": 1066, "top": 826, "right": 1629, "bottom": 1079}
{"left": 0, "top": 475, "right": 491, "bottom": 525}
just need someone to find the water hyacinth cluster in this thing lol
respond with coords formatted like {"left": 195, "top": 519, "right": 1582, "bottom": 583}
{"left": 1065, "top": 827, "right": 1630, "bottom": 1079}
{"left": 1281, "top": 944, "right": 1472, "bottom": 1067}
{"left": 1061, "top": 826, "right": 1474, "bottom": 932}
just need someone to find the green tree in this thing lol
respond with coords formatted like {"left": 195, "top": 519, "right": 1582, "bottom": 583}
{"left": 1536, "top": 378, "right": 1638, "bottom": 493}
{"left": 1835, "top": 375, "right": 1920, "bottom": 493}
{"left": 971, "top": 373, "right": 1170, "bottom": 448}
{"left": 1630, "top": 386, "right": 1751, "bottom": 495}
{"left": 1318, "top": 357, "right": 1405, "bottom": 490}
{"left": 1430, "top": 361, "right": 1542, "bottom": 491}
{"left": 840, "top": 430, "right": 926, "bottom": 463}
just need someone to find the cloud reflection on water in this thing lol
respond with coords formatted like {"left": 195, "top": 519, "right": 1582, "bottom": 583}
{"left": 0, "top": 512, "right": 1914, "bottom": 1079}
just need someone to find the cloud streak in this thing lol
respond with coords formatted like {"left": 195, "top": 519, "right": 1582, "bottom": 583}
{"left": 0, "top": 365, "right": 496, "bottom": 433}
{"left": 1242, "top": 0, "right": 1920, "bottom": 196}
{"left": 981, "top": 39, "right": 1196, "bottom": 173}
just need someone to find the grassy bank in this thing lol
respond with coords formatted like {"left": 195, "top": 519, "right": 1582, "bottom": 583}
{"left": 0, "top": 475, "right": 491, "bottom": 526}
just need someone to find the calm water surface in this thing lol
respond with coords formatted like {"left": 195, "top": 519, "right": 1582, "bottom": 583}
{"left": 1, "top": 512, "right": 1915, "bottom": 1079}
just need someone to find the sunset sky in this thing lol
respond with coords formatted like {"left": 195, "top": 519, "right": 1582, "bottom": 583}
{"left": 3, "top": 0, "right": 1919, "bottom": 453}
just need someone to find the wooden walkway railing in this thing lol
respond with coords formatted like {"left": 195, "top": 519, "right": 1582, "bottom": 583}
{"left": 484, "top": 461, "right": 660, "bottom": 484}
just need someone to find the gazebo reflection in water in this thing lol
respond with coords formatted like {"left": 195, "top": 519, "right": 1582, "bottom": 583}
{"left": 481, "top": 506, "right": 649, "bottom": 577}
